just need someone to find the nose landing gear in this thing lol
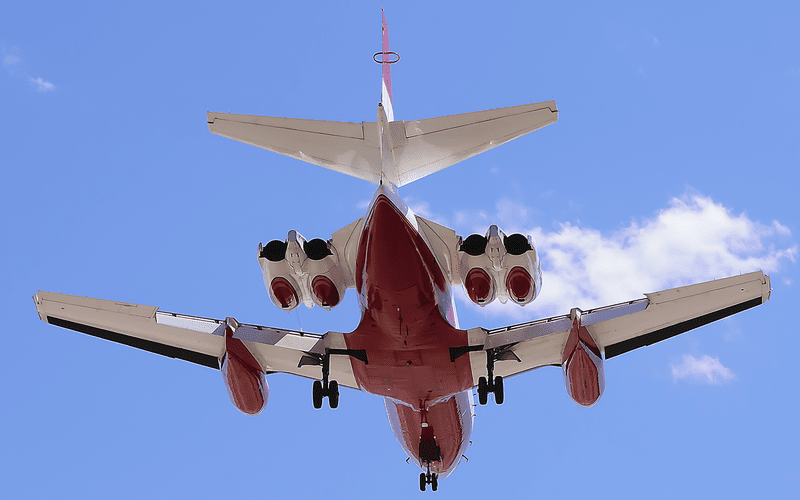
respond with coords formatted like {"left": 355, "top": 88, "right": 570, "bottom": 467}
{"left": 419, "top": 465, "right": 438, "bottom": 492}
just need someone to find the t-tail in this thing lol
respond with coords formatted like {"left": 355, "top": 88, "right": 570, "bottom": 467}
{"left": 207, "top": 9, "right": 558, "bottom": 187}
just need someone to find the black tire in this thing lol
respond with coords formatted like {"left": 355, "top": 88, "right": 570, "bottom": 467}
{"left": 478, "top": 376, "right": 488, "bottom": 405}
{"left": 494, "top": 376, "right": 504, "bottom": 405}
{"left": 328, "top": 380, "right": 339, "bottom": 409}
{"left": 419, "top": 472, "right": 426, "bottom": 492}
{"left": 431, "top": 473, "right": 438, "bottom": 491}
{"left": 312, "top": 380, "right": 323, "bottom": 409}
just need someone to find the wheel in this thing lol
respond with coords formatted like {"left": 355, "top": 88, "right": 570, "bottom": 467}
{"left": 312, "top": 380, "right": 323, "bottom": 409}
{"left": 494, "top": 376, "right": 504, "bottom": 405}
{"left": 478, "top": 376, "right": 488, "bottom": 405}
{"left": 419, "top": 472, "right": 426, "bottom": 491}
{"left": 431, "top": 473, "right": 438, "bottom": 491}
{"left": 328, "top": 380, "right": 339, "bottom": 409}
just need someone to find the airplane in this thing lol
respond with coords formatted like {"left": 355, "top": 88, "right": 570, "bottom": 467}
{"left": 32, "top": 10, "right": 771, "bottom": 492}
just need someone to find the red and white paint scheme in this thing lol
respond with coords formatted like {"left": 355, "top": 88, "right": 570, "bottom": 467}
{"left": 562, "top": 310, "right": 605, "bottom": 407}
{"left": 220, "top": 317, "right": 269, "bottom": 415}
{"left": 33, "top": 10, "right": 772, "bottom": 492}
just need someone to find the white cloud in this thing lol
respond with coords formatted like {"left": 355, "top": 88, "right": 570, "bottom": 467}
{"left": 454, "top": 208, "right": 488, "bottom": 229}
{"left": 406, "top": 197, "right": 450, "bottom": 227}
{"left": 455, "top": 194, "right": 796, "bottom": 318}
{"left": 30, "top": 76, "right": 55, "bottom": 92}
{"left": 671, "top": 354, "right": 736, "bottom": 384}
{"left": 773, "top": 220, "right": 791, "bottom": 236}
{"left": 2, "top": 46, "right": 56, "bottom": 92}
{"left": 494, "top": 199, "right": 529, "bottom": 231}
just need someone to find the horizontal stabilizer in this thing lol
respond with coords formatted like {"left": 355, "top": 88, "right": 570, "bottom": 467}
{"left": 395, "top": 100, "right": 558, "bottom": 185}
{"left": 208, "top": 113, "right": 382, "bottom": 184}
{"left": 208, "top": 100, "right": 557, "bottom": 187}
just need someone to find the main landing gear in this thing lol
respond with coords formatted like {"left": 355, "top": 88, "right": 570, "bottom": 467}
{"left": 477, "top": 350, "right": 504, "bottom": 405}
{"left": 312, "top": 351, "right": 339, "bottom": 409}
{"left": 419, "top": 464, "right": 438, "bottom": 492}
{"left": 312, "top": 379, "right": 338, "bottom": 409}
{"left": 302, "top": 347, "right": 367, "bottom": 409}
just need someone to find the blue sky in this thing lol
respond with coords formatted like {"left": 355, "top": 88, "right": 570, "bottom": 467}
{"left": 2, "top": 1, "right": 799, "bottom": 497}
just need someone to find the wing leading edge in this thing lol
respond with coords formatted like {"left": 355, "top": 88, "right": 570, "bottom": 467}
{"left": 461, "top": 271, "right": 771, "bottom": 384}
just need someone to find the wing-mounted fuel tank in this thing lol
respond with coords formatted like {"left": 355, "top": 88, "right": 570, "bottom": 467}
{"left": 219, "top": 317, "right": 269, "bottom": 415}
{"left": 561, "top": 309, "right": 605, "bottom": 407}
{"left": 257, "top": 220, "right": 363, "bottom": 312}
{"left": 457, "top": 225, "right": 542, "bottom": 306}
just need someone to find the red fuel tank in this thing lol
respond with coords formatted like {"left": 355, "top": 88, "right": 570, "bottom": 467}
{"left": 220, "top": 319, "right": 269, "bottom": 415}
{"left": 562, "top": 313, "right": 605, "bottom": 407}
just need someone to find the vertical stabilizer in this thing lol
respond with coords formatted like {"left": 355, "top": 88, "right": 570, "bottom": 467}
{"left": 380, "top": 9, "right": 395, "bottom": 122}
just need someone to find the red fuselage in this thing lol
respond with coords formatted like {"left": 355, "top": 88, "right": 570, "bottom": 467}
{"left": 344, "top": 188, "right": 474, "bottom": 476}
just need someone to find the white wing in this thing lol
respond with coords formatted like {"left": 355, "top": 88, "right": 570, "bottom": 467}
{"left": 33, "top": 291, "right": 359, "bottom": 389}
{"left": 458, "top": 271, "right": 771, "bottom": 383}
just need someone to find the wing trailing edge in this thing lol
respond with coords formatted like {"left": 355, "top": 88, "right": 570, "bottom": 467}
{"left": 32, "top": 291, "right": 359, "bottom": 388}
{"left": 459, "top": 271, "right": 770, "bottom": 384}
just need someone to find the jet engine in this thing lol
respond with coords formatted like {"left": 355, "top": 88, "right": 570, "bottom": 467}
{"left": 258, "top": 230, "right": 348, "bottom": 311}
{"left": 561, "top": 310, "right": 605, "bottom": 407}
{"left": 219, "top": 318, "right": 269, "bottom": 415}
{"left": 457, "top": 225, "right": 541, "bottom": 306}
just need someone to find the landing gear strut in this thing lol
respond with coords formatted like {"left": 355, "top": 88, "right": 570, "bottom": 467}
{"left": 419, "top": 464, "right": 438, "bottom": 492}
{"left": 477, "top": 350, "right": 504, "bottom": 405}
{"left": 312, "top": 351, "right": 339, "bottom": 409}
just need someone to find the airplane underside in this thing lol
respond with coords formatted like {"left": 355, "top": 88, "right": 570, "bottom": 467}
{"left": 345, "top": 191, "right": 476, "bottom": 479}
{"left": 30, "top": 8, "right": 773, "bottom": 494}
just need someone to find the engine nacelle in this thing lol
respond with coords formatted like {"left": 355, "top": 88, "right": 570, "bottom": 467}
{"left": 457, "top": 225, "right": 542, "bottom": 306}
{"left": 561, "top": 310, "right": 605, "bottom": 407}
{"left": 258, "top": 230, "right": 348, "bottom": 311}
{"left": 220, "top": 318, "right": 269, "bottom": 415}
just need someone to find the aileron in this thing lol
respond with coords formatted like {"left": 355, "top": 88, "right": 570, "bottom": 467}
{"left": 604, "top": 296, "right": 763, "bottom": 358}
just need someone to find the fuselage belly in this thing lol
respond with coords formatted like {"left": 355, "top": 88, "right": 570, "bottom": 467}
{"left": 345, "top": 186, "right": 474, "bottom": 476}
